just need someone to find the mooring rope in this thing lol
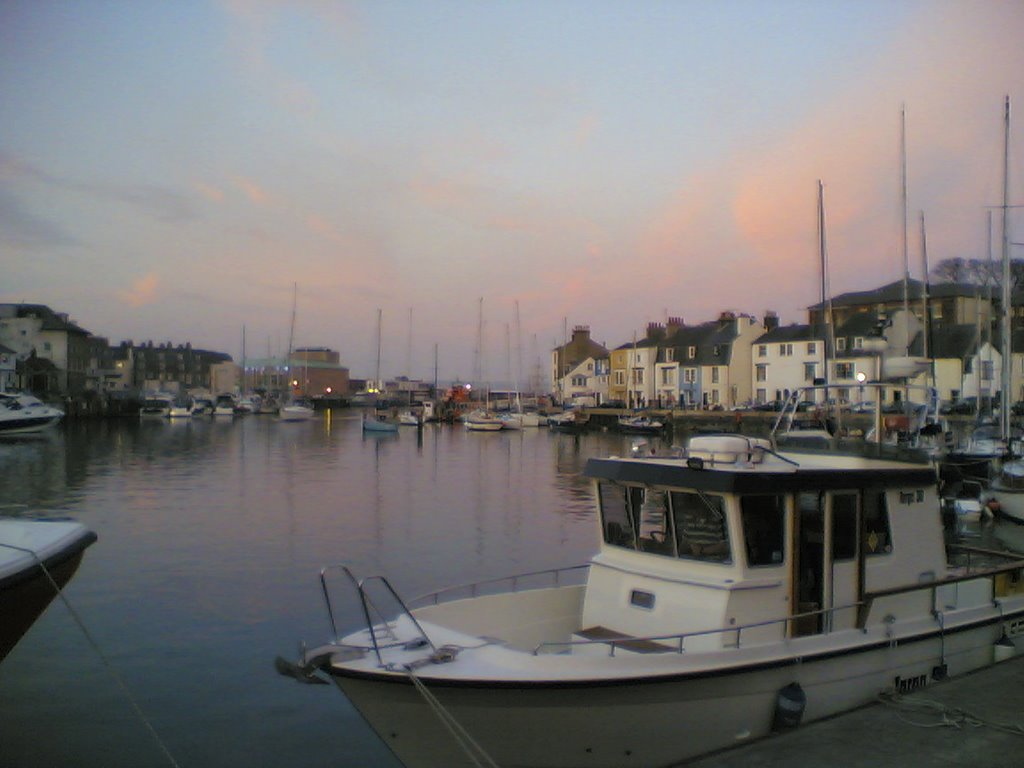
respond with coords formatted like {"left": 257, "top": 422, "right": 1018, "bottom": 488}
{"left": 1, "top": 541, "right": 184, "bottom": 768}
{"left": 878, "top": 690, "right": 1024, "bottom": 737}
{"left": 403, "top": 664, "right": 501, "bottom": 768}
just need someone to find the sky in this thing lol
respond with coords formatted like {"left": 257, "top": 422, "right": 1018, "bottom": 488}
{"left": 2, "top": 1, "right": 1022, "bottom": 386}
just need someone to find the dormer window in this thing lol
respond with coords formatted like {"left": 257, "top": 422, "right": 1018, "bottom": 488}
{"left": 687, "top": 346, "right": 696, "bottom": 358}
{"left": 836, "top": 337, "right": 847, "bottom": 352}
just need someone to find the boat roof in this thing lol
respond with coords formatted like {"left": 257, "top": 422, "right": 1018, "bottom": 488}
{"left": 585, "top": 445, "right": 936, "bottom": 493}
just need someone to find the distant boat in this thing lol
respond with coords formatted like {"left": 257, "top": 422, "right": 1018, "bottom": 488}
{"left": 0, "top": 517, "right": 97, "bottom": 663}
{"left": 213, "top": 393, "right": 238, "bottom": 417}
{"left": 0, "top": 392, "right": 64, "bottom": 435}
{"left": 617, "top": 414, "right": 665, "bottom": 435}
{"left": 464, "top": 409, "right": 504, "bottom": 431}
{"left": 167, "top": 395, "right": 192, "bottom": 419}
{"left": 139, "top": 393, "right": 174, "bottom": 419}
{"left": 190, "top": 394, "right": 215, "bottom": 417}
{"left": 279, "top": 397, "right": 316, "bottom": 422}
{"left": 362, "top": 411, "right": 399, "bottom": 433}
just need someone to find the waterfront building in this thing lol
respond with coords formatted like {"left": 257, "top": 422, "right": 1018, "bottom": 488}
{"left": 752, "top": 322, "right": 826, "bottom": 405}
{"left": 560, "top": 356, "right": 609, "bottom": 405}
{"left": 0, "top": 344, "right": 16, "bottom": 391}
{"left": 551, "top": 326, "right": 608, "bottom": 405}
{"left": 0, "top": 303, "right": 92, "bottom": 395}
{"left": 284, "top": 347, "right": 350, "bottom": 399}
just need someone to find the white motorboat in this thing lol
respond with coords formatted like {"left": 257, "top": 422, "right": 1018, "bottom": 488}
{"left": 213, "top": 393, "right": 238, "bottom": 417}
{"left": 279, "top": 398, "right": 316, "bottom": 422}
{"left": 464, "top": 409, "right": 504, "bottom": 432}
{"left": 190, "top": 395, "right": 215, "bottom": 417}
{"left": 139, "top": 393, "right": 174, "bottom": 419}
{"left": 988, "top": 459, "right": 1024, "bottom": 524}
{"left": 167, "top": 396, "right": 192, "bottom": 419}
{"left": 0, "top": 392, "right": 64, "bottom": 435}
{"left": 617, "top": 414, "right": 664, "bottom": 434}
{"left": 500, "top": 411, "right": 541, "bottom": 430}
{"left": 397, "top": 411, "right": 422, "bottom": 427}
{"left": 1, "top": 518, "right": 97, "bottom": 662}
{"left": 284, "top": 402, "right": 1024, "bottom": 768}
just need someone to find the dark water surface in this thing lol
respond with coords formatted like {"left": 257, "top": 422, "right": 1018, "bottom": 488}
{"left": 0, "top": 414, "right": 652, "bottom": 768}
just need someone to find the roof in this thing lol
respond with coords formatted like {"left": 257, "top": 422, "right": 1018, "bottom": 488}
{"left": 808, "top": 279, "right": 994, "bottom": 310}
{"left": 0, "top": 303, "right": 92, "bottom": 336}
{"left": 754, "top": 324, "right": 824, "bottom": 344}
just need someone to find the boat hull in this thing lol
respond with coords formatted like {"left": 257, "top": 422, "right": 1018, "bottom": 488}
{"left": 0, "top": 521, "right": 97, "bottom": 662}
{"left": 329, "top": 620, "right": 1019, "bottom": 768}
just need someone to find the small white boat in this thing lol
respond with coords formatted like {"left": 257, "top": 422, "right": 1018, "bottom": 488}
{"left": 362, "top": 411, "right": 399, "bottom": 433}
{"left": 284, "top": 383, "right": 1024, "bottom": 768}
{"left": 989, "top": 459, "right": 1024, "bottom": 524}
{"left": 397, "top": 411, "right": 422, "bottom": 427}
{"left": 617, "top": 414, "right": 664, "bottom": 434}
{"left": 139, "top": 393, "right": 174, "bottom": 419}
{"left": 464, "top": 409, "right": 504, "bottom": 431}
{"left": 213, "top": 394, "right": 238, "bottom": 417}
{"left": 0, "top": 392, "right": 64, "bottom": 435}
{"left": 190, "top": 395, "right": 215, "bottom": 417}
{"left": 279, "top": 398, "right": 316, "bottom": 422}
{"left": 500, "top": 411, "right": 541, "bottom": 430}
{"left": 1, "top": 518, "right": 97, "bottom": 662}
{"left": 166, "top": 397, "right": 192, "bottom": 419}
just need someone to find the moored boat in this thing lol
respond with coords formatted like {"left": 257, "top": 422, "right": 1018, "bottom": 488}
{"left": 282, "top": 389, "right": 1024, "bottom": 768}
{"left": 0, "top": 392, "right": 64, "bottom": 435}
{"left": 616, "top": 413, "right": 664, "bottom": 434}
{"left": 0, "top": 518, "right": 97, "bottom": 662}
{"left": 279, "top": 398, "right": 316, "bottom": 422}
{"left": 139, "top": 392, "right": 174, "bottom": 419}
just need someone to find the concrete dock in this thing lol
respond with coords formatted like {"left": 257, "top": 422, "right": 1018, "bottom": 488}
{"left": 685, "top": 656, "right": 1024, "bottom": 767}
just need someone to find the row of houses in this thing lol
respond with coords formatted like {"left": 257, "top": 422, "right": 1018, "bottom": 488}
{"left": 551, "top": 279, "right": 1021, "bottom": 410}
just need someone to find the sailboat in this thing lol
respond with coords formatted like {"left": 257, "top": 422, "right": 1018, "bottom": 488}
{"left": 465, "top": 298, "right": 504, "bottom": 431}
{"left": 501, "top": 301, "right": 540, "bottom": 429}
{"left": 279, "top": 283, "right": 316, "bottom": 422}
{"left": 363, "top": 309, "right": 399, "bottom": 434}
{"left": 980, "top": 97, "right": 1024, "bottom": 520}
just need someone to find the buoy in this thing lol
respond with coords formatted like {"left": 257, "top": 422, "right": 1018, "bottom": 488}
{"left": 772, "top": 682, "right": 806, "bottom": 731}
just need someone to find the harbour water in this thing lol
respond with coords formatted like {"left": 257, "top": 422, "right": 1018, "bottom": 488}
{"left": 3, "top": 414, "right": 1024, "bottom": 768}
{"left": 0, "top": 414, "right": 652, "bottom": 768}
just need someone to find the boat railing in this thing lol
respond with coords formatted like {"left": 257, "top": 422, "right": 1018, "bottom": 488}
{"left": 319, "top": 565, "right": 438, "bottom": 665}
{"left": 407, "top": 563, "right": 591, "bottom": 609}
{"left": 531, "top": 600, "right": 866, "bottom": 656}
{"left": 533, "top": 551, "right": 1024, "bottom": 656}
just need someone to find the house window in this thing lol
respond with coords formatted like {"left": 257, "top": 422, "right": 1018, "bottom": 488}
{"left": 683, "top": 368, "right": 696, "bottom": 384}
{"left": 853, "top": 337, "right": 864, "bottom": 350}
{"left": 804, "top": 363, "right": 816, "bottom": 382}
{"left": 834, "top": 362, "right": 854, "bottom": 379}
{"left": 779, "top": 343, "right": 793, "bottom": 357}
{"left": 713, "top": 345, "right": 721, "bottom": 356}
{"left": 665, "top": 348, "right": 675, "bottom": 363}
{"left": 756, "top": 388, "right": 766, "bottom": 402}
{"left": 661, "top": 368, "right": 674, "bottom": 385}
{"left": 614, "top": 370, "right": 625, "bottom": 386}
{"left": 758, "top": 345, "right": 767, "bottom": 358}
{"left": 634, "top": 369, "right": 644, "bottom": 385}
{"left": 807, "top": 342, "right": 816, "bottom": 355}
{"left": 711, "top": 367, "right": 720, "bottom": 384}
{"left": 688, "top": 346, "right": 696, "bottom": 358}
{"left": 981, "top": 360, "right": 994, "bottom": 382}
{"left": 836, "top": 337, "right": 847, "bottom": 352}
{"left": 571, "top": 375, "right": 587, "bottom": 387}
{"left": 932, "top": 303, "right": 943, "bottom": 320}
{"left": 756, "top": 364, "right": 767, "bottom": 382}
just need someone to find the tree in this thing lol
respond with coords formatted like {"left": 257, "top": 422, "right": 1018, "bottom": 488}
{"left": 930, "top": 257, "right": 1024, "bottom": 287}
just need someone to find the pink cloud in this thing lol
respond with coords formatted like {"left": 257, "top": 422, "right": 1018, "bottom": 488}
{"left": 118, "top": 273, "right": 160, "bottom": 308}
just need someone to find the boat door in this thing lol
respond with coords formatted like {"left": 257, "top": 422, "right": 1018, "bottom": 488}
{"left": 793, "top": 490, "right": 861, "bottom": 636}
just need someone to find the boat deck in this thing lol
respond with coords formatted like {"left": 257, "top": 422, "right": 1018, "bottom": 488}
{"left": 686, "top": 654, "right": 1024, "bottom": 767}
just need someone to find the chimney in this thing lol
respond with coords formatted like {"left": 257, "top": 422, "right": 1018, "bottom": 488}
{"left": 666, "top": 316, "right": 684, "bottom": 336}
{"left": 763, "top": 311, "right": 779, "bottom": 331}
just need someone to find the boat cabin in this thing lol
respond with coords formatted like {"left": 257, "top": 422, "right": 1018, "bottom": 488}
{"left": 582, "top": 435, "right": 947, "bottom": 651}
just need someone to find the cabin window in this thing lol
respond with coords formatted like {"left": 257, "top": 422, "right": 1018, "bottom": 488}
{"left": 598, "top": 482, "right": 637, "bottom": 549}
{"left": 740, "top": 495, "right": 785, "bottom": 566}
{"left": 635, "top": 489, "right": 674, "bottom": 557}
{"left": 832, "top": 493, "right": 858, "bottom": 561}
{"left": 671, "top": 491, "right": 731, "bottom": 563}
{"left": 864, "top": 491, "right": 892, "bottom": 555}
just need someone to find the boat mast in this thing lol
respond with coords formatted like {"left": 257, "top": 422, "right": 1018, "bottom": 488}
{"left": 1000, "top": 95, "right": 1012, "bottom": 443}
{"left": 375, "top": 307, "right": 383, "bottom": 395}
{"left": 286, "top": 282, "right": 297, "bottom": 396}
{"left": 900, "top": 105, "right": 911, "bottom": 358}
{"left": 817, "top": 180, "right": 833, "bottom": 392}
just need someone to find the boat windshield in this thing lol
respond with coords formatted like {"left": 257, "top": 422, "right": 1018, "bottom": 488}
{"left": 671, "top": 491, "right": 731, "bottom": 563}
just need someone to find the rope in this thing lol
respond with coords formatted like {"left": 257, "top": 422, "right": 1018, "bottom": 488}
{"left": 878, "top": 690, "right": 1024, "bottom": 737}
{"left": 403, "top": 665, "right": 501, "bottom": 768}
{"left": 1, "top": 541, "right": 184, "bottom": 768}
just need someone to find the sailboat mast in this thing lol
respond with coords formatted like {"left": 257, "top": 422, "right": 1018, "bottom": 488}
{"left": 818, "top": 180, "right": 832, "bottom": 388}
{"left": 1000, "top": 95, "right": 1012, "bottom": 442}
{"left": 900, "top": 105, "right": 911, "bottom": 357}
{"left": 286, "top": 283, "right": 297, "bottom": 393}
{"left": 375, "top": 308, "right": 383, "bottom": 392}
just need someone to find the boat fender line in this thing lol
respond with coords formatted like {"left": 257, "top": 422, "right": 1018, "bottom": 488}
{"left": 0, "top": 542, "right": 184, "bottom": 768}
{"left": 403, "top": 665, "right": 501, "bottom": 768}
